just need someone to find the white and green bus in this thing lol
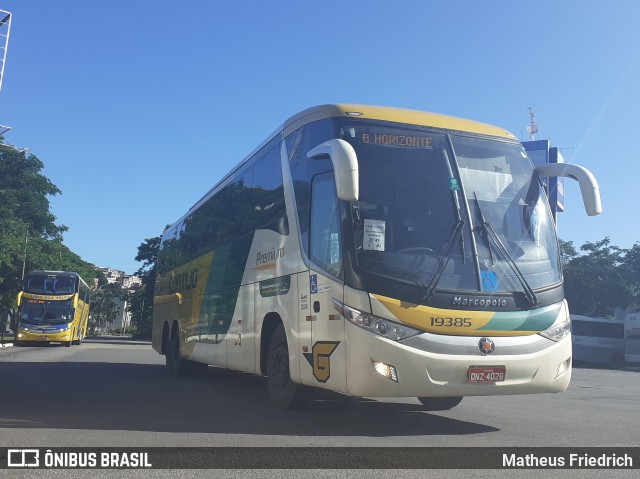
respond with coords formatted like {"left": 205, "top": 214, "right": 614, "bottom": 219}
{"left": 571, "top": 315, "right": 625, "bottom": 369}
{"left": 624, "top": 312, "right": 640, "bottom": 365}
{"left": 152, "top": 104, "right": 601, "bottom": 409}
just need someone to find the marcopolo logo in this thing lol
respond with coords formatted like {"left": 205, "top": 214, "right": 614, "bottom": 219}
{"left": 478, "top": 337, "right": 496, "bottom": 355}
{"left": 452, "top": 296, "right": 507, "bottom": 308}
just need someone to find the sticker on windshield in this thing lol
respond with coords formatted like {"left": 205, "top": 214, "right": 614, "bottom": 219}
{"left": 481, "top": 271, "right": 499, "bottom": 292}
{"left": 363, "top": 219, "right": 386, "bottom": 251}
{"left": 449, "top": 178, "right": 460, "bottom": 191}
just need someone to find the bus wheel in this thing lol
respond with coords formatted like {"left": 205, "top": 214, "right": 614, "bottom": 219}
{"left": 417, "top": 396, "right": 463, "bottom": 411}
{"left": 169, "top": 333, "right": 182, "bottom": 374}
{"left": 610, "top": 353, "right": 624, "bottom": 370}
{"left": 163, "top": 326, "right": 173, "bottom": 372}
{"left": 168, "top": 331, "right": 199, "bottom": 376}
{"left": 165, "top": 345, "right": 173, "bottom": 372}
{"left": 64, "top": 340, "right": 72, "bottom": 348}
{"left": 267, "top": 324, "right": 308, "bottom": 409}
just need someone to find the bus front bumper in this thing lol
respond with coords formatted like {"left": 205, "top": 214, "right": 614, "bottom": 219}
{"left": 344, "top": 323, "right": 572, "bottom": 398}
{"left": 17, "top": 329, "right": 72, "bottom": 343}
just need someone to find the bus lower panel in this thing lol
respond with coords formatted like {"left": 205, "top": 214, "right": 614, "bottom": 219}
{"left": 343, "top": 322, "right": 571, "bottom": 398}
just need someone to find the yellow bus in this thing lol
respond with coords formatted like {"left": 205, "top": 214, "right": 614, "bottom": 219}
{"left": 15, "top": 270, "right": 91, "bottom": 347}
{"left": 152, "top": 104, "right": 601, "bottom": 409}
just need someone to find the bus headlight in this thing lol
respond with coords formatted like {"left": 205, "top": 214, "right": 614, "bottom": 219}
{"left": 333, "top": 299, "right": 421, "bottom": 341}
{"left": 538, "top": 318, "right": 571, "bottom": 342}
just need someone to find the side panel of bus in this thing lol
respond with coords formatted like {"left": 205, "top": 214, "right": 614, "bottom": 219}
{"left": 625, "top": 313, "right": 640, "bottom": 364}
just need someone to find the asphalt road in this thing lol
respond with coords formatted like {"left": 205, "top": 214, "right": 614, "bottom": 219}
{"left": 0, "top": 337, "right": 638, "bottom": 479}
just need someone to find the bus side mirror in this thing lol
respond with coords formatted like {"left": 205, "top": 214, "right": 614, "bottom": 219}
{"left": 307, "top": 139, "right": 359, "bottom": 201}
{"left": 535, "top": 163, "right": 602, "bottom": 216}
{"left": 16, "top": 291, "right": 23, "bottom": 307}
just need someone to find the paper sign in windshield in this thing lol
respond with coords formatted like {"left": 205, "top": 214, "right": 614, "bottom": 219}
{"left": 363, "top": 219, "right": 386, "bottom": 251}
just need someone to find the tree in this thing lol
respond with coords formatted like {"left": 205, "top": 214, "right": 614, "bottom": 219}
{"left": 0, "top": 140, "right": 63, "bottom": 237}
{"left": 561, "top": 237, "right": 633, "bottom": 317}
{"left": 0, "top": 139, "right": 97, "bottom": 317}
{"left": 622, "top": 242, "right": 640, "bottom": 311}
{"left": 89, "top": 285, "right": 123, "bottom": 334}
{"left": 1, "top": 141, "right": 63, "bottom": 312}
{"left": 558, "top": 238, "right": 578, "bottom": 265}
{"left": 129, "top": 236, "right": 161, "bottom": 338}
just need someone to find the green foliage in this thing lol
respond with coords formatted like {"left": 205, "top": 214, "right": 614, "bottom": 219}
{"left": 0, "top": 139, "right": 97, "bottom": 314}
{"left": 561, "top": 237, "right": 638, "bottom": 317}
{"left": 89, "top": 287, "right": 123, "bottom": 333}
{"left": 0, "top": 141, "right": 63, "bottom": 238}
{"left": 129, "top": 236, "right": 161, "bottom": 338}
{"left": 622, "top": 242, "right": 640, "bottom": 311}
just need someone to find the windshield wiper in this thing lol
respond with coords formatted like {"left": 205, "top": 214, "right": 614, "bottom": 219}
{"left": 364, "top": 220, "right": 465, "bottom": 304}
{"left": 473, "top": 192, "right": 539, "bottom": 308}
{"left": 421, "top": 220, "right": 464, "bottom": 302}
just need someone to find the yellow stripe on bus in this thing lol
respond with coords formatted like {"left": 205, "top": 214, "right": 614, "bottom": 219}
{"left": 371, "top": 294, "right": 537, "bottom": 337}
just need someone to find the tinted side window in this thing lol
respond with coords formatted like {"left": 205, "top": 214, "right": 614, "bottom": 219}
{"left": 286, "top": 119, "right": 335, "bottom": 257}
{"left": 247, "top": 144, "right": 289, "bottom": 235}
{"left": 158, "top": 141, "right": 289, "bottom": 273}
{"left": 310, "top": 172, "right": 343, "bottom": 279}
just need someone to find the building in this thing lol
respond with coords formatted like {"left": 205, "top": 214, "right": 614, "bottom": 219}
{"left": 94, "top": 267, "right": 142, "bottom": 290}
{"left": 122, "top": 275, "right": 143, "bottom": 290}
{"left": 97, "top": 267, "right": 126, "bottom": 285}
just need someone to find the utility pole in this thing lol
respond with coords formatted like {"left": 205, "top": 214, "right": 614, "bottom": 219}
{"left": 526, "top": 107, "right": 540, "bottom": 141}
{"left": 0, "top": 10, "right": 11, "bottom": 95}
{"left": 21, "top": 226, "right": 28, "bottom": 282}
{"left": 0, "top": 10, "right": 12, "bottom": 134}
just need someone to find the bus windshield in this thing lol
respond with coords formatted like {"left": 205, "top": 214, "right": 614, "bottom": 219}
{"left": 20, "top": 299, "right": 73, "bottom": 324}
{"left": 340, "top": 123, "right": 561, "bottom": 299}
{"left": 26, "top": 276, "right": 75, "bottom": 294}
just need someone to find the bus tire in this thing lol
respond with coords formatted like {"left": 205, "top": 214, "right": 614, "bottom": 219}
{"left": 267, "top": 324, "right": 308, "bottom": 409}
{"left": 610, "top": 353, "right": 624, "bottom": 370}
{"left": 169, "top": 332, "right": 182, "bottom": 374}
{"left": 163, "top": 324, "right": 173, "bottom": 372}
{"left": 64, "top": 340, "right": 72, "bottom": 348}
{"left": 417, "top": 396, "right": 463, "bottom": 411}
{"left": 168, "top": 330, "right": 201, "bottom": 376}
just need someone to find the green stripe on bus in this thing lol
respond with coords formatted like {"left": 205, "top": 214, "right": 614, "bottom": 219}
{"left": 476, "top": 303, "right": 561, "bottom": 332}
{"left": 199, "top": 233, "right": 255, "bottom": 335}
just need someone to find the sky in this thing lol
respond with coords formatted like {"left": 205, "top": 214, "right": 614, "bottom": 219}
{"left": 1, "top": 0, "right": 639, "bottom": 275}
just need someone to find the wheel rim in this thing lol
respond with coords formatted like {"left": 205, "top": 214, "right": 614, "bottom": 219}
{"left": 271, "top": 343, "right": 289, "bottom": 388}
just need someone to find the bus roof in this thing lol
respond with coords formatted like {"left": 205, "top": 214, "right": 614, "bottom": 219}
{"left": 28, "top": 270, "right": 80, "bottom": 278}
{"left": 283, "top": 104, "right": 517, "bottom": 140}
{"left": 167, "top": 104, "right": 518, "bottom": 237}
{"left": 26, "top": 270, "right": 90, "bottom": 289}
{"left": 570, "top": 314, "right": 625, "bottom": 324}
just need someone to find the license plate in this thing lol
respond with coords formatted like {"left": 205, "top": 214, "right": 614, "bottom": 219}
{"left": 468, "top": 366, "right": 506, "bottom": 383}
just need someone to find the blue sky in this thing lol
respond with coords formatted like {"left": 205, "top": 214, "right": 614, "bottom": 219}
{"left": 1, "top": 1, "right": 638, "bottom": 274}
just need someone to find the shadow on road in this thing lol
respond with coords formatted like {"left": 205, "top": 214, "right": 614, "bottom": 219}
{"left": 0, "top": 356, "right": 498, "bottom": 437}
